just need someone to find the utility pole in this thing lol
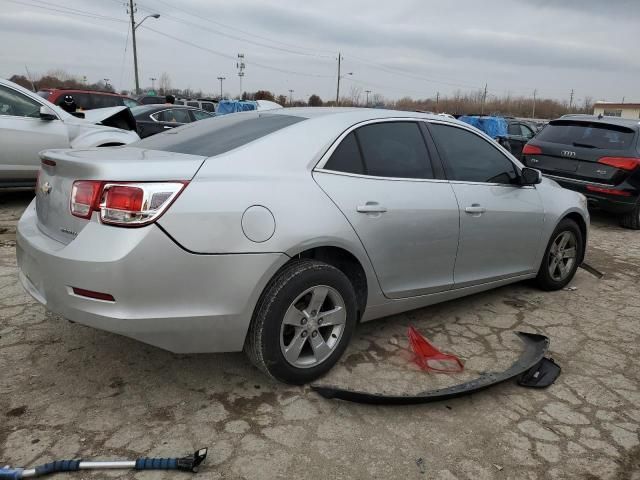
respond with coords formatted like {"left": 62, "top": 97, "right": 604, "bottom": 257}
{"left": 129, "top": 0, "right": 139, "bottom": 95}
{"left": 569, "top": 89, "right": 574, "bottom": 110}
{"left": 217, "top": 76, "right": 225, "bottom": 99}
{"left": 336, "top": 52, "right": 341, "bottom": 105}
{"left": 236, "top": 54, "right": 245, "bottom": 99}
{"left": 436, "top": 91, "right": 440, "bottom": 112}
{"left": 127, "top": 1, "right": 159, "bottom": 95}
{"left": 149, "top": 77, "right": 156, "bottom": 90}
{"left": 365, "top": 90, "right": 371, "bottom": 106}
{"left": 103, "top": 78, "right": 110, "bottom": 90}
{"left": 480, "top": 83, "right": 488, "bottom": 115}
{"left": 288, "top": 89, "right": 294, "bottom": 105}
{"left": 532, "top": 89, "right": 537, "bottom": 118}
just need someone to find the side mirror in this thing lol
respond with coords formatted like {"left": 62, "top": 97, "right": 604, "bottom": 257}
{"left": 39, "top": 105, "right": 57, "bottom": 121}
{"left": 520, "top": 167, "right": 542, "bottom": 186}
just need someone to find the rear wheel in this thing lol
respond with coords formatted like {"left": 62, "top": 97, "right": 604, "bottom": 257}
{"left": 536, "top": 219, "right": 583, "bottom": 291}
{"left": 620, "top": 203, "right": 640, "bottom": 230}
{"left": 245, "top": 259, "right": 357, "bottom": 384}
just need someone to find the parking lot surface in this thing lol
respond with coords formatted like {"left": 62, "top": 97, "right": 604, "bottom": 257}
{"left": 1, "top": 189, "right": 639, "bottom": 479}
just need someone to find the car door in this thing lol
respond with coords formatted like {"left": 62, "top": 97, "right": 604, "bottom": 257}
{"left": 0, "top": 84, "right": 69, "bottom": 185}
{"left": 146, "top": 108, "right": 191, "bottom": 136}
{"left": 314, "top": 120, "right": 460, "bottom": 299}
{"left": 427, "top": 122, "right": 545, "bottom": 287}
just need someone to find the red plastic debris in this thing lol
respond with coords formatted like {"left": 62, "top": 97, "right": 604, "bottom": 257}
{"left": 407, "top": 326, "right": 464, "bottom": 373}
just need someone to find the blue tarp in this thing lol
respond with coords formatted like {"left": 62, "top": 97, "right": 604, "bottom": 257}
{"left": 216, "top": 100, "right": 258, "bottom": 115}
{"left": 458, "top": 116, "right": 507, "bottom": 139}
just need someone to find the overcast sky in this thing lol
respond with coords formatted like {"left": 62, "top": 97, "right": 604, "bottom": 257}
{"left": 1, "top": 0, "right": 638, "bottom": 103}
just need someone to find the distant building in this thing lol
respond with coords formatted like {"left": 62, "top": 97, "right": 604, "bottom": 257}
{"left": 593, "top": 102, "right": 640, "bottom": 119}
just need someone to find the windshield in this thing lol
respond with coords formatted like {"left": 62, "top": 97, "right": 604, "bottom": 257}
{"left": 133, "top": 112, "right": 306, "bottom": 156}
{"left": 536, "top": 121, "right": 635, "bottom": 150}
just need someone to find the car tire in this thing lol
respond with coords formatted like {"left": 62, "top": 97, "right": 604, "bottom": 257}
{"left": 535, "top": 218, "right": 583, "bottom": 291}
{"left": 244, "top": 259, "right": 358, "bottom": 385}
{"left": 620, "top": 203, "right": 640, "bottom": 230}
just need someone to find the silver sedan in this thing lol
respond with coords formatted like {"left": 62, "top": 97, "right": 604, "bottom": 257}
{"left": 16, "top": 108, "right": 589, "bottom": 384}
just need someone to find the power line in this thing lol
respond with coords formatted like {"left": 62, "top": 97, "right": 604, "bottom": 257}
{"left": 140, "top": 26, "right": 334, "bottom": 79}
{"left": 135, "top": 0, "right": 334, "bottom": 59}
{"left": 150, "top": 0, "right": 335, "bottom": 56}
{"left": 3, "top": 0, "right": 126, "bottom": 23}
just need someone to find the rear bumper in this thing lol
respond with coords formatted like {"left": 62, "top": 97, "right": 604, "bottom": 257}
{"left": 16, "top": 200, "right": 288, "bottom": 353}
{"left": 544, "top": 174, "right": 638, "bottom": 214}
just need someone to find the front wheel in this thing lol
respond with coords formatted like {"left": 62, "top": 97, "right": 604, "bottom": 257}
{"left": 535, "top": 218, "right": 583, "bottom": 291}
{"left": 244, "top": 260, "right": 357, "bottom": 384}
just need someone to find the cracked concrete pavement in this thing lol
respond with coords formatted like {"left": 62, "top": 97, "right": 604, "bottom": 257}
{"left": 1, "top": 189, "right": 639, "bottom": 479}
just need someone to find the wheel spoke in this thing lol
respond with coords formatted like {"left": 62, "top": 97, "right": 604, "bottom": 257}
{"left": 305, "top": 286, "right": 328, "bottom": 317}
{"left": 549, "top": 257, "right": 559, "bottom": 275}
{"left": 558, "top": 261, "right": 568, "bottom": 277}
{"left": 284, "top": 331, "right": 307, "bottom": 364}
{"left": 562, "top": 247, "right": 577, "bottom": 259}
{"left": 318, "top": 306, "right": 345, "bottom": 326}
{"left": 309, "top": 333, "right": 331, "bottom": 360}
{"left": 558, "top": 232, "right": 570, "bottom": 250}
{"left": 283, "top": 306, "right": 305, "bottom": 326}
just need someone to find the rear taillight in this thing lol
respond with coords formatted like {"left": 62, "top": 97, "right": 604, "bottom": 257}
{"left": 70, "top": 181, "right": 187, "bottom": 226}
{"left": 522, "top": 144, "right": 542, "bottom": 155}
{"left": 71, "top": 180, "right": 102, "bottom": 219}
{"left": 586, "top": 185, "right": 632, "bottom": 197}
{"left": 597, "top": 157, "right": 640, "bottom": 171}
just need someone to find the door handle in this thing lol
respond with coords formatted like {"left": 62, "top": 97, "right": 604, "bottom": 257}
{"left": 357, "top": 202, "right": 387, "bottom": 214}
{"left": 464, "top": 204, "right": 486, "bottom": 214}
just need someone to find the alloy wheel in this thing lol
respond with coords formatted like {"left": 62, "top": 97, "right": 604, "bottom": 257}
{"left": 548, "top": 231, "right": 577, "bottom": 282}
{"left": 279, "top": 285, "right": 347, "bottom": 368}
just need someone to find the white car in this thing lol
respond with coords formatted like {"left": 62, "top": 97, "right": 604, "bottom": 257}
{"left": 0, "top": 79, "right": 140, "bottom": 188}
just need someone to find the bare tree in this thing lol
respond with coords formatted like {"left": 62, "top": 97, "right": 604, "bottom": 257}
{"left": 158, "top": 72, "right": 172, "bottom": 95}
{"left": 348, "top": 86, "right": 362, "bottom": 106}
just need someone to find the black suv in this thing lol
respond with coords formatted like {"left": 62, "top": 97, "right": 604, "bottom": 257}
{"left": 522, "top": 115, "right": 640, "bottom": 229}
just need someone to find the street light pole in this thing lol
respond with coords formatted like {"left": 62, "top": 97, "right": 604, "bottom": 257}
{"left": 128, "top": 0, "right": 159, "bottom": 95}
{"left": 365, "top": 90, "right": 371, "bottom": 106}
{"left": 150, "top": 77, "right": 156, "bottom": 90}
{"left": 217, "top": 76, "right": 225, "bottom": 99}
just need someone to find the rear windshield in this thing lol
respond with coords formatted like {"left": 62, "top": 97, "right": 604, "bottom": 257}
{"left": 133, "top": 112, "right": 306, "bottom": 156}
{"left": 536, "top": 121, "right": 635, "bottom": 151}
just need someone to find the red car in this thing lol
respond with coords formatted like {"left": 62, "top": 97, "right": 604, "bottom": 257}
{"left": 37, "top": 89, "right": 140, "bottom": 110}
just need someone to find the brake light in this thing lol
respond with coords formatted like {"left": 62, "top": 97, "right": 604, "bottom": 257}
{"left": 70, "top": 181, "right": 187, "bottom": 226}
{"left": 597, "top": 157, "right": 640, "bottom": 171}
{"left": 522, "top": 144, "right": 542, "bottom": 155}
{"left": 70, "top": 180, "right": 102, "bottom": 219}
{"left": 586, "top": 185, "right": 632, "bottom": 197}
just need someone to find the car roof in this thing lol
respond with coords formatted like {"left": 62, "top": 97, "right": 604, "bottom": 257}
{"left": 557, "top": 114, "right": 640, "bottom": 129}
{"left": 264, "top": 107, "right": 461, "bottom": 125}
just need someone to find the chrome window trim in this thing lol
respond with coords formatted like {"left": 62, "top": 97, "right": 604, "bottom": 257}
{"left": 313, "top": 117, "right": 439, "bottom": 179}
{"left": 314, "top": 116, "right": 525, "bottom": 187}
{"left": 314, "top": 168, "right": 449, "bottom": 184}
{"left": 543, "top": 173, "right": 611, "bottom": 188}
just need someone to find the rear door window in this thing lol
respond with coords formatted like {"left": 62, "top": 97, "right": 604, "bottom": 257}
{"left": 429, "top": 123, "right": 518, "bottom": 184}
{"left": 356, "top": 122, "right": 433, "bottom": 179}
{"left": 323, "top": 132, "right": 365, "bottom": 175}
{"left": 191, "top": 109, "right": 213, "bottom": 121}
{"left": 535, "top": 121, "right": 635, "bottom": 150}
{"left": 161, "top": 108, "right": 191, "bottom": 123}
{"left": 187, "top": 102, "right": 199, "bottom": 108}
{"left": 133, "top": 112, "right": 306, "bottom": 156}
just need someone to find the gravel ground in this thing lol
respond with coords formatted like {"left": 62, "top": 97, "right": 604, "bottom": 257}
{"left": 1, "top": 189, "right": 639, "bottom": 479}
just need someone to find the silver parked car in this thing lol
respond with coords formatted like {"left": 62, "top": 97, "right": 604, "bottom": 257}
{"left": 0, "top": 78, "right": 140, "bottom": 187}
{"left": 17, "top": 108, "right": 589, "bottom": 384}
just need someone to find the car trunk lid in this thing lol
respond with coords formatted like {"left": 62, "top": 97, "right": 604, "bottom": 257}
{"left": 36, "top": 147, "right": 206, "bottom": 244}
